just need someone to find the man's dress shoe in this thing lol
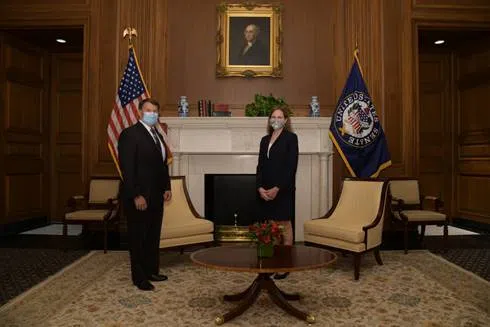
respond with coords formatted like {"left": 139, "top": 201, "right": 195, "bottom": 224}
{"left": 149, "top": 274, "right": 168, "bottom": 282}
{"left": 137, "top": 280, "right": 155, "bottom": 291}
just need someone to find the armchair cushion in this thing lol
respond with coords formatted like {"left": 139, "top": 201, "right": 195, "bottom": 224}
{"left": 304, "top": 234, "right": 366, "bottom": 252}
{"left": 398, "top": 210, "right": 446, "bottom": 222}
{"left": 304, "top": 219, "right": 364, "bottom": 243}
{"left": 65, "top": 209, "right": 111, "bottom": 221}
{"left": 162, "top": 217, "right": 213, "bottom": 239}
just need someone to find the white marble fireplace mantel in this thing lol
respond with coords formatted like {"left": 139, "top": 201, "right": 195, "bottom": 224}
{"left": 161, "top": 117, "right": 333, "bottom": 241}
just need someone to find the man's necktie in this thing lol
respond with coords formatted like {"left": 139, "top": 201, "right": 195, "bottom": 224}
{"left": 150, "top": 128, "right": 162, "bottom": 154}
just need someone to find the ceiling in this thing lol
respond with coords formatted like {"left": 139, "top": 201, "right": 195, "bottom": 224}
{"left": 2, "top": 27, "right": 83, "bottom": 53}
{"left": 419, "top": 29, "right": 490, "bottom": 51}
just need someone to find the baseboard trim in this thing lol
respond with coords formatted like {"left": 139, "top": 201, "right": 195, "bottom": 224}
{"left": 0, "top": 217, "right": 48, "bottom": 236}
{"left": 452, "top": 218, "right": 490, "bottom": 235}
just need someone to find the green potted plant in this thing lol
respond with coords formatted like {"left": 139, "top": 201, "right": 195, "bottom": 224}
{"left": 245, "top": 93, "right": 291, "bottom": 117}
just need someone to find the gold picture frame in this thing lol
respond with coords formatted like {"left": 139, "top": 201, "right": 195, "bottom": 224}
{"left": 216, "top": 3, "right": 283, "bottom": 78}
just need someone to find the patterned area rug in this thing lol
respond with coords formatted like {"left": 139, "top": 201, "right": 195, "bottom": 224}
{"left": 1, "top": 250, "right": 489, "bottom": 327}
{"left": 0, "top": 248, "right": 88, "bottom": 306}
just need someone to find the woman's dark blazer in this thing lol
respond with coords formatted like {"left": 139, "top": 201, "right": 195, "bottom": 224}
{"left": 256, "top": 130, "right": 299, "bottom": 221}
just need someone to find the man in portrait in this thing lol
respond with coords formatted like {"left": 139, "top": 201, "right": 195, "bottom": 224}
{"left": 230, "top": 22, "right": 270, "bottom": 66}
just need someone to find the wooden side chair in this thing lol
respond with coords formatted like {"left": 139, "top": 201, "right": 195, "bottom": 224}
{"left": 304, "top": 179, "right": 389, "bottom": 280}
{"left": 388, "top": 178, "right": 448, "bottom": 254}
{"left": 160, "top": 176, "right": 214, "bottom": 252}
{"left": 63, "top": 178, "right": 121, "bottom": 253}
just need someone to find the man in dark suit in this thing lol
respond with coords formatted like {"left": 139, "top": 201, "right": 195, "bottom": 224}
{"left": 234, "top": 24, "right": 269, "bottom": 66}
{"left": 118, "top": 98, "right": 172, "bottom": 291}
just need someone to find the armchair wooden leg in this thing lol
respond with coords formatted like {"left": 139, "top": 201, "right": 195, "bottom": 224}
{"left": 353, "top": 254, "right": 361, "bottom": 280}
{"left": 419, "top": 225, "right": 426, "bottom": 245}
{"left": 443, "top": 222, "right": 448, "bottom": 253}
{"left": 373, "top": 248, "right": 383, "bottom": 265}
{"left": 404, "top": 222, "right": 409, "bottom": 254}
{"left": 62, "top": 220, "right": 69, "bottom": 251}
{"left": 103, "top": 220, "right": 108, "bottom": 254}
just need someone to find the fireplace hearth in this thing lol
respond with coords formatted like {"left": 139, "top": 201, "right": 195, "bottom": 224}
{"left": 205, "top": 174, "right": 260, "bottom": 241}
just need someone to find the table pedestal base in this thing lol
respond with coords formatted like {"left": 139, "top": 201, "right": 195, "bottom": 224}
{"left": 214, "top": 273, "right": 316, "bottom": 325}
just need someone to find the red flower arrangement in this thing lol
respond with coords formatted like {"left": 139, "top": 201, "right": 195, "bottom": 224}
{"left": 248, "top": 220, "right": 283, "bottom": 245}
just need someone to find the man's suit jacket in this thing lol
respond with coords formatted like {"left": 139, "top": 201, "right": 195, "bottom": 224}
{"left": 236, "top": 40, "right": 269, "bottom": 65}
{"left": 118, "top": 121, "right": 171, "bottom": 211}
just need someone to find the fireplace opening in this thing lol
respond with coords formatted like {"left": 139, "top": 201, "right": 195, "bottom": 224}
{"left": 205, "top": 174, "right": 260, "bottom": 241}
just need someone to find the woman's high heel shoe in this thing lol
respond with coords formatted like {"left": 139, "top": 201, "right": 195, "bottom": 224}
{"left": 273, "top": 272, "right": 289, "bottom": 280}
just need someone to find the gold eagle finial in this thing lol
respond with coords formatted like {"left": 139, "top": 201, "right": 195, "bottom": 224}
{"left": 122, "top": 27, "right": 138, "bottom": 45}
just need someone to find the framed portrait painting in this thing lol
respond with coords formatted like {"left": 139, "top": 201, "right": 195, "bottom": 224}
{"left": 216, "top": 3, "right": 283, "bottom": 78}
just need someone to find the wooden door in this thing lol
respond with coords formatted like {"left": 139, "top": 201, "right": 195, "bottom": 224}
{"left": 0, "top": 33, "right": 50, "bottom": 228}
{"left": 418, "top": 52, "right": 453, "bottom": 213}
{"left": 49, "top": 53, "right": 83, "bottom": 221}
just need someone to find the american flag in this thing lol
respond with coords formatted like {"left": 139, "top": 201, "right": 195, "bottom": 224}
{"left": 107, "top": 46, "right": 171, "bottom": 175}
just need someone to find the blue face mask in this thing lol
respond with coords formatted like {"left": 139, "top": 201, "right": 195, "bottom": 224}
{"left": 142, "top": 112, "right": 158, "bottom": 126}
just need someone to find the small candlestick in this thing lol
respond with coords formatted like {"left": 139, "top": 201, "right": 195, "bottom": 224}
{"left": 234, "top": 213, "right": 238, "bottom": 228}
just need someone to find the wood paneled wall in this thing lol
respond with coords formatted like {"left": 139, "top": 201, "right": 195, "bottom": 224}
{"left": 165, "top": 0, "right": 341, "bottom": 118}
{"left": 456, "top": 36, "right": 490, "bottom": 224}
{"left": 0, "top": 0, "right": 489, "bottom": 226}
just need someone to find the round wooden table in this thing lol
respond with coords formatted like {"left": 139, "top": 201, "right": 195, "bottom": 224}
{"left": 190, "top": 245, "right": 337, "bottom": 325}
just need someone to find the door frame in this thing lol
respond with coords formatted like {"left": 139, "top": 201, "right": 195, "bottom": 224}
{"left": 0, "top": 18, "right": 89, "bottom": 225}
{"left": 412, "top": 20, "right": 490, "bottom": 220}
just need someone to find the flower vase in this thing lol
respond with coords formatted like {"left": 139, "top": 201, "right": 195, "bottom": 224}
{"left": 309, "top": 96, "right": 320, "bottom": 117}
{"left": 257, "top": 243, "right": 274, "bottom": 258}
{"left": 178, "top": 95, "right": 189, "bottom": 117}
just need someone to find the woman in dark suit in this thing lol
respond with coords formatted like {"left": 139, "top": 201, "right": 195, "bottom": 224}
{"left": 256, "top": 107, "right": 299, "bottom": 278}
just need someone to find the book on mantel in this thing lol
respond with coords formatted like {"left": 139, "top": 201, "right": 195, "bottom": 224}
{"left": 213, "top": 103, "right": 231, "bottom": 117}
{"left": 198, "top": 101, "right": 231, "bottom": 117}
{"left": 197, "top": 99, "right": 213, "bottom": 117}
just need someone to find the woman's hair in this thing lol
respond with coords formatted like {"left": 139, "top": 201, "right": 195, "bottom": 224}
{"left": 267, "top": 106, "right": 292, "bottom": 135}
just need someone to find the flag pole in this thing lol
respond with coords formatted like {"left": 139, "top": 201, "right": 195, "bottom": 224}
{"left": 353, "top": 43, "right": 364, "bottom": 77}
{"left": 108, "top": 27, "right": 139, "bottom": 178}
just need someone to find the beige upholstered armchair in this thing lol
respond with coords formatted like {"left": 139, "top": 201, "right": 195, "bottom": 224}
{"left": 64, "top": 178, "right": 121, "bottom": 253}
{"left": 388, "top": 178, "right": 448, "bottom": 254}
{"left": 160, "top": 176, "right": 214, "bottom": 251}
{"left": 304, "top": 179, "right": 389, "bottom": 280}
